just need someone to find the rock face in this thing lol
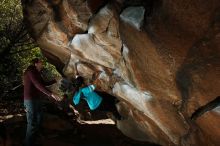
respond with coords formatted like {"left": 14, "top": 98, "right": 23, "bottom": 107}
{"left": 22, "top": 0, "right": 220, "bottom": 145}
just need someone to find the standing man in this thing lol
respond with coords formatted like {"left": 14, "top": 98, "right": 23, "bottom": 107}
{"left": 23, "top": 58, "right": 60, "bottom": 146}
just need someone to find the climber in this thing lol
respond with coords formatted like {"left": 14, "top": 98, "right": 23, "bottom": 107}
{"left": 71, "top": 76, "right": 122, "bottom": 121}
{"left": 23, "top": 58, "right": 62, "bottom": 146}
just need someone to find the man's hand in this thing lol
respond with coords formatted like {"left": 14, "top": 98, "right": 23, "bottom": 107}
{"left": 51, "top": 93, "right": 62, "bottom": 101}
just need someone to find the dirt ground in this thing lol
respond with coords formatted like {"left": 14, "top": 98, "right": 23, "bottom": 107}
{"left": 0, "top": 99, "right": 159, "bottom": 146}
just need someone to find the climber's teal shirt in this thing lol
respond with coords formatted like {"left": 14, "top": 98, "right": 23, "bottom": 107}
{"left": 73, "top": 85, "right": 102, "bottom": 110}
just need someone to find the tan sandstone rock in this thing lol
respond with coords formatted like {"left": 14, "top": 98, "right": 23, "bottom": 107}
{"left": 22, "top": 0, "right": 220, "bottom": 145}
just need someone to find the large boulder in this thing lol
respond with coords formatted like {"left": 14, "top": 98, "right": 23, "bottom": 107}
{"left": 22, "top": 0, "right": 220, "bottom": 145}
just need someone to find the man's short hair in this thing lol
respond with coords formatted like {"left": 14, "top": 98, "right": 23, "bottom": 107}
{"left": 73, "top": 76, "right": 84, "bottom": 88}
{"left": 31, "top": 58, "right": 41, "bottom": 65}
